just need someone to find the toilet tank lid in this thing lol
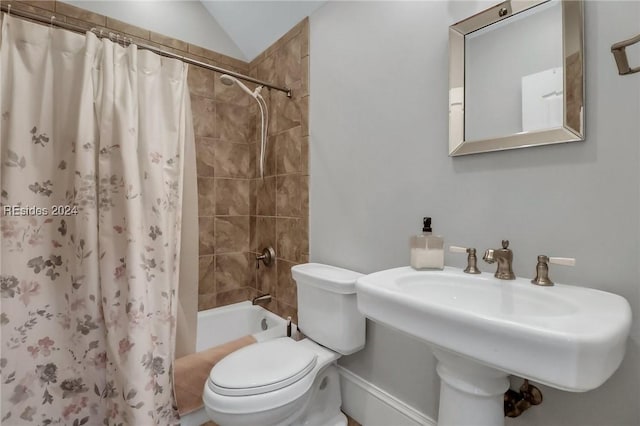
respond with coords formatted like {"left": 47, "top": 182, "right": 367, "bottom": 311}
{"left": 291, "top": 263, "right": 364, "bottom": 294}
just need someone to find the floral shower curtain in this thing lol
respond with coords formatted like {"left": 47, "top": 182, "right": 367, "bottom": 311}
{"left": 0, "top": 14, "right": 191, "bottom": 425}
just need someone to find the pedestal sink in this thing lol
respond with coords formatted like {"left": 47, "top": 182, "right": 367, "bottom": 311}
{"left": 355, "top": 267, "right": 632, "bottom": 426}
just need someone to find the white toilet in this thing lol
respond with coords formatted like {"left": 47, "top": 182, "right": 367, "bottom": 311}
{"left": 203, "top": 263, "right": 365, "bottom": 426}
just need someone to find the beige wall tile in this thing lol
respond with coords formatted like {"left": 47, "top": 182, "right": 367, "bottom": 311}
{"left": 276, "top": 175, "right": 301, "bottom": 217}
{"left": 56, "top": 2, "right": 105, "bottom": 26}
{"left": 256, "top": 177, "right": 276, "bottom": 216}
{"left": 198, "top": 293, "right": 217, "bottom": 311}
{"left": 249, "top": 216, "right": 257, "bottom": 251}
{"left": 106, "top": 17, "right": 149, "bottom": 39}
{"left": 198, "top": 255, "right": 215, "bottom": 295}
{"left": 256, "top": 216, "right": 277, "bottom": 252}
{"left": 215, "top": 178, "right": 250, "bottom": 216}
{"left": 195, "top": 137, "right": 216, "bottom": 177}
{"left": 248, "top": 142, "right": 257, "bottom": 180}
{"left": 301, "top": 176, "right": 309, "bottom": 225}
{"left": 188, "top": 66, "right": 216, "bottom": 99}
{"left": 300, "top": 95, "right": 309, "bottom": 137}
{"left": 216, "top": 102, "right": 249, "bottom": 143}
{"left": 247, "top": 287, "right": 258, "bottom": 302}
{"left": 187, "top": 43, "right": 248, "bottom": 72}
{"left": 260, "top": 135, "right": 277, "bottom": 178}
{"left": 17, "top": 1, "right": 55, "bottom": 11}
{"left": 257, "top": 54, "right": 276, "bottom": 84}
{"left": 197, "top": 177, "right": 215, "bottom": 216}
{"left": 150, "top": 31, "right": 188, "bottom": 52}
{"left": 276, "top": 126, "right": 302, "bottom": 175}
{"left": 199, "top": 217, "right": 216, "bottom": 256}
{"left": 188, "top": 43, "right": 222, "bottom": 63}
{"left": 275, "top": 35, "right": 302, "bottom": 87}
{"left": 215, "top": 217, "right": 249, "bottom": 253}
{"left": 191, "top": 95, "right": 217, "bottom": 138}
{"left": 276, "top": 260, "right": 297, "bottom": 306}
{"left": 301, "top": 136, "right": 309, "bottom": 175}
{"left": 247, "top": 112, "right": 258, "bottom": 144}
{"left": 276, "top": 218, "right": 302, "bottom": 263}
{"left": 257, "top": 263, "right": 276, "bottom": 296}
{"left": 300, "top": 215, "right": 309, "bottom": 255}
{"left": 301, "top": 55, "right": 309, "bottom": 98}
{"left": 249, "top": 180, "right": 257, "bottom": 216}
{"left": 213, "top": 141, "right": 250, "bottom": 178}
{"left": 216, "top": 287, "right": 250, "bottom": 307}
{"left": 275, "top": 300, "right": 298, "bottom": 325}
{"left": 64, "top": 16, "right": 109, "bottom": 33}
{"left": 246, "top": 252, "right": 257, "bottom": 289}
{"left": 215, "top": 253, "right": 250, "bottom": 292}
{"left": 5, "top": 1, "right": 61, "bottom": 21}
{"left": 273, "top": 88, "right": 301, "bottom": 134}
{"left": 301, "top": 19, "right": 310, "bottom": 58}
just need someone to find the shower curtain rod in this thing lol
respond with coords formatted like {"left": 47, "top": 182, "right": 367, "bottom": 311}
{"left": 0, "top": 5, "right": 292, "bottom": 97}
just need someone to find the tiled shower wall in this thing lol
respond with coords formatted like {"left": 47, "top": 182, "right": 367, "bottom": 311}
{"left": 197, "top": 18, "right": 310, "bottom": 314}
{"left": 248, "top": 19, "right": 310, "bottom": 322}
{"left": 8, "top": 1, "right": 309, "bottom": 317}
{"left": 193, "top": 65, "right": 257, "bottom": 310}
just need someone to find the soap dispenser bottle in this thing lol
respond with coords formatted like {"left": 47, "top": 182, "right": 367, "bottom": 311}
{"left": 410, "top": 217, "right": 444, "bottom": 270}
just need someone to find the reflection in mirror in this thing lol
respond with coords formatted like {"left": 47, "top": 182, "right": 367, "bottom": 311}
{"left": 449, "top": 0, "right": 584, "bottom": 156}
{"left": 465, "top": 1, "right": 562, "bottom": 141}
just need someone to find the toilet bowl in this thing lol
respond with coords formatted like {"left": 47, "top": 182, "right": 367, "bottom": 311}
{"left": 202, "top": 263, "right": 366, "bottom": 426}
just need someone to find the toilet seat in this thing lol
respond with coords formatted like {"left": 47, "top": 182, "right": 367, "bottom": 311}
{"left": 208, "top": 337, "right": 318, "bottom": 396}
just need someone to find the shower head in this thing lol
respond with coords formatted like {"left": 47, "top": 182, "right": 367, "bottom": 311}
{"left": 219, "top": 74, "right": 269, "bottom": 179}
{"left": 219, "top": 74, "right": 258, "bottom": 98}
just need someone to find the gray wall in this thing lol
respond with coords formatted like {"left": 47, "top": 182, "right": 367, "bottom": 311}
{"left": 66, "top": 1, "right": 246, "bottom": 60}
{"left": 309, "top": 1, "right": 640, "bottom": 425}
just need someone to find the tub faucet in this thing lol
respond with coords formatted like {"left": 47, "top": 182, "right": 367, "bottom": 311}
{"left": 483, "top": 240, "right": 516, "bottom": 280}
{"left": 252, "top": 294, "right": 272, "bottom": 305}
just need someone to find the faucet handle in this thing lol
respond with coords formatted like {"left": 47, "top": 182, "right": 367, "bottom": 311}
{"left": 256, "top": 246, "right": 276, "bottom": 269}
{"left": 531, "top": 255, "right": 575, "bottom": 286}
{"left": 449, "top": 246, "right": 481, "bottom": 274}
{"left": 548, "top": 257, "right": 576, "bottom": 266}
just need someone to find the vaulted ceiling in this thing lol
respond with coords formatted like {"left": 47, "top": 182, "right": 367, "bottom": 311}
{"left": 200, "top": 1, "right": 325, "bottom": 61}
{"left": 66, "top": 1, "right": 325, "bottom": 63}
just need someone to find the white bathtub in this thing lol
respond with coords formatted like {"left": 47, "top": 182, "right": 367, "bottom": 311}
{"left": 181, "top": 301, "right": 289, "bottom": 426}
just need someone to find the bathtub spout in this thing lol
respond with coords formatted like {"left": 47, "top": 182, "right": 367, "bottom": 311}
{"left": 252, "top": 294, "right": 272, "bottom": 305}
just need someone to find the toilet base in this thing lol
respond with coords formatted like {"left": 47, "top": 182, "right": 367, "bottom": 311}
{"left": 288, "top": 365, "right": 344, "bottom": 426}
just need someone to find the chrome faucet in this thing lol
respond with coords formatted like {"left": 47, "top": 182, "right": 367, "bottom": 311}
{"left": 483, "top": 240, "right": 516, "bottom": 280}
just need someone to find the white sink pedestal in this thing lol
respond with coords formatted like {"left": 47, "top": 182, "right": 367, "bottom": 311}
{"left": 432, "top": 348, "right": 510, "bottom": 426}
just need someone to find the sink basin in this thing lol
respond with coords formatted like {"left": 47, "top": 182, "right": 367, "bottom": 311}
{"left": 356, "top": 267, "right": 632, "bottom": 426}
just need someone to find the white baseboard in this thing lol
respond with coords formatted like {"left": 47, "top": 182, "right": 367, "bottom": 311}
{"left": 338, "top": 366, "right": 437, "bottom": 426}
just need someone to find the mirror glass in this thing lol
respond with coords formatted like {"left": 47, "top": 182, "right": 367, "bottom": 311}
{"left": 449, "top": 0, "right": 584, "bottom": 156}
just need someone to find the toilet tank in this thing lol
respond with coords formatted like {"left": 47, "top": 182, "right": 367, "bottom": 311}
{"left": 291, "top": 263, "right": 365, "bottom": 355}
